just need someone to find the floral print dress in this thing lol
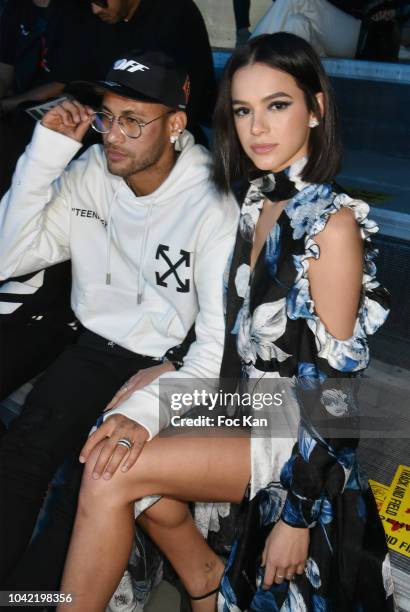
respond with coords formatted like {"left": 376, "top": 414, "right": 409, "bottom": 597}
{"left": 217, "top": 160, "right": 394, "bottom": 611}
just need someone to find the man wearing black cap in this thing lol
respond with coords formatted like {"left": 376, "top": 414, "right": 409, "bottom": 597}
{"left": 0, "top": 0, "right": 216, "bottom": 419}
{"left": 0, "top": 50, "right": 238, "bottom": 589}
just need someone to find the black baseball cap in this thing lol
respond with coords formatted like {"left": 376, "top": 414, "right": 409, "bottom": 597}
{"left": 67, "top": 49, "right": 190, "bottom": 110}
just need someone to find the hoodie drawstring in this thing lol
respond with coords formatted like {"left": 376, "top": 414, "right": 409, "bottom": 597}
{"left": 105, "top": 183, "right": 121, "bottom": 285}
{"left": 137, "top": 201, "right": 153, "bottom": 304}
{"left": 105, "top": 182, "right": 153, "bottom": 304}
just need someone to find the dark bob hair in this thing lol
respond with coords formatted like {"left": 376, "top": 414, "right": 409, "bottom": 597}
{"left": 213, "top": 32, "right": 342, "bottom": 193}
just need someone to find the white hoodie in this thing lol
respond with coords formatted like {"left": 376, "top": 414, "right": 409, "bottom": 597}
{"left": 0, "top": 124, "right": 239, "bottom": 437}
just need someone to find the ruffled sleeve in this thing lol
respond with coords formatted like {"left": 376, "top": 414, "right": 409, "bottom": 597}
{"left": 279, "top": 192, "right": 390, "bottom": 528}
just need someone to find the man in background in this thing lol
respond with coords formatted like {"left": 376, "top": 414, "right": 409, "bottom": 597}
{"left": 64, "top": 0, "right": 216, "bottom": 143}
{"left": 0, "top": 0, "right": 83, "bottom": 411}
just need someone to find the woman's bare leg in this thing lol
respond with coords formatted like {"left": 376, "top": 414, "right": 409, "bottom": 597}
{"left": 58, "top": 435, "right": 250, "bottom": 612}
{"left": 139, "top": 499, "right": 225, "bottom": 612}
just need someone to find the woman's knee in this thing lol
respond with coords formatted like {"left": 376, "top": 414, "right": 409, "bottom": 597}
{"left": 143, "top": 499, "right": 190, "bottom": 530}
{"left": 77, "top": 445, "right": 132, "bottom": 512}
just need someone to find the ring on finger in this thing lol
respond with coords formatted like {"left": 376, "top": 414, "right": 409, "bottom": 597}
{"left": 286, "top": 574, "right": 295, "bottom": 581}
{"left": 116, "top": 438, "right": 133, "bottom": 451}
{"left": 122, "top": 384, "right": 129, "bottom": 392}
{"left": 276, "top": 574, "right": 284, "bottom": 579}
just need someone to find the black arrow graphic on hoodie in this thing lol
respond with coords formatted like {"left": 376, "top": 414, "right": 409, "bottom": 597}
{"left": 155, "top": 244, "right": 190, "bottom": 293}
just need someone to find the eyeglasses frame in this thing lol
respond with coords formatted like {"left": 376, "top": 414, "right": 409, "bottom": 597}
{"left": 90, "top": 109, "right": 174, "bottom": 139}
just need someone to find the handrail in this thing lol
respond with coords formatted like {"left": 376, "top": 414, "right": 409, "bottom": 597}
{"left": 212, "top": 50, "right": 410, "bottom": 85}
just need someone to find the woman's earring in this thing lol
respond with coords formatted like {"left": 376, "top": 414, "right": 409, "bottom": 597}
{"left": 170, "top": 135, "right": 178, "bottom": 144}
{"left": 309, "top": 118, "right": 319, "bottom": 128}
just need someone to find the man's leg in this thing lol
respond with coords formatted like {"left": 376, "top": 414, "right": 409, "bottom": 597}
{"left": 233, "top": 0, "right": 251, "bottom": 45}
{"left": 5, "top": 457, "right": 84, "bottom": 592}
{"left": 0, "top": 318, "right": 79, "bottom": 402}
{"left": 0, "top": 338, "right": 154, "bottom": 583}
{"left": 233, "top": 0, "right": 251, "bottom": 30}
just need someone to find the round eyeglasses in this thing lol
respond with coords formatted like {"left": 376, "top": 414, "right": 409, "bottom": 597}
{"left": 90, "top": 110, "right": 173, "bottom": 139}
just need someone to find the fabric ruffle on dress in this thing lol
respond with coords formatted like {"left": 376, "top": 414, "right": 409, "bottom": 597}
{"left": 286, "top": 187, "right": 390, "bottom": 373}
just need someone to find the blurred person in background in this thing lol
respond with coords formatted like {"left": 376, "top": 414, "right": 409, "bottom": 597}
{"left": 357, "top": 0, "right": 410, "bottom": 61}
{"left": 67, "top": 0, "right": 217, "bottom": 145}
{"left": 251, "top": 0, "right": 363, "bottom": 58}
{"left": 0, "top": 0, "right": 85, "bottom": 415}
{"left": 251, "top": 0, "right": 410, "bottom": 61}
{"left": 0, "top": 0, "right": 62, "bottom": 117}
{"left": 0, "top": 0, "right": 217, "bottom": 185}
{"left": 0, "top": 1, "right": 92, "bottom": 190}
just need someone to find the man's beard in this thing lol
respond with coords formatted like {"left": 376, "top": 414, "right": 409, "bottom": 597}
{"left": 105, "top": 137, "right": 166, "bottom": 179}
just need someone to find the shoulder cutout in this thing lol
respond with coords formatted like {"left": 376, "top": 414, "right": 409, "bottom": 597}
{"left": 308, "top": 207, "right": 363, "bottom": 340}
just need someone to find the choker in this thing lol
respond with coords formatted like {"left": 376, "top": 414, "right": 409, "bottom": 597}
{"left": 249, "top": 157, "right": 307, "bottom": 203}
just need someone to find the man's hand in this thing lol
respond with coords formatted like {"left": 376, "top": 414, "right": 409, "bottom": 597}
{"left": 261, "top": 520, "right": 309, "bottom": 588}
{"left": 104, "top": 362, "right": 175, "bottom": 412}
{"left": 79, "top": 414, "right": 149, "bottom": 480}
{"left": 41, "top": 98, "right": 94, "bottom": 142}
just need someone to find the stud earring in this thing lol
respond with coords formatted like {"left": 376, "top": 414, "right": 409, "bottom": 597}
{"left": 309, "top": 118, "right": 319, "bottom": 128}
{"left": 170, "top": 135, "right": 178, "bottom": 144}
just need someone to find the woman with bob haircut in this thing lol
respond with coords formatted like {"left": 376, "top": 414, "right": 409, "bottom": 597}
{"left": 57, "top": 33, "right": 393, "bottom": 612}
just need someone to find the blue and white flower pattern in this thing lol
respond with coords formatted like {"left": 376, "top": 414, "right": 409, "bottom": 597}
{"left": 240, "top": 300, "right": 292, "bottom": 365}
{"left": 282, "top": 581, "right": 308, "bottom": 612}
{"left": 234, "top": 264, "right": 251, "bottom": 298}
{"left": 265, "top": 224, "right": 282, "bottom": 280}
{"left": 305, "top": 558, "right": 322, "bottom": 589}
